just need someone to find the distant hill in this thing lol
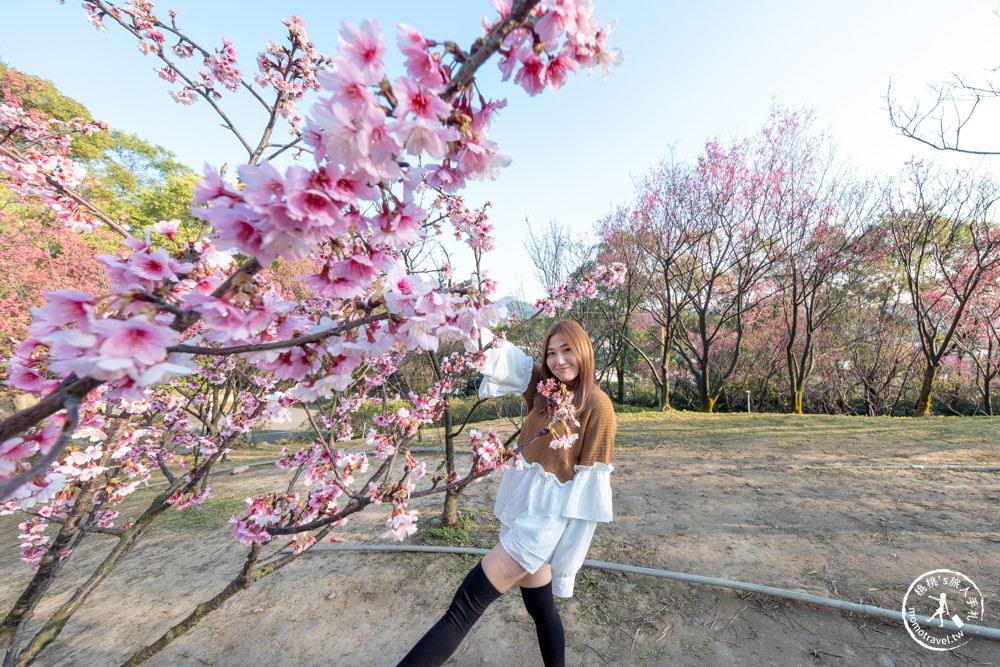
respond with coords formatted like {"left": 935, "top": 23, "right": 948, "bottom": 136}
{"left": 505, "top": 299, "right": 536, "bottom": 320}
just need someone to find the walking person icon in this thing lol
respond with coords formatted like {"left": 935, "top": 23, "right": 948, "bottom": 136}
{"left": 928, "top": 593, "right": 949, "bottom": 627}
{"left": 902, "top": 569, "right": 983, "bottom": 651}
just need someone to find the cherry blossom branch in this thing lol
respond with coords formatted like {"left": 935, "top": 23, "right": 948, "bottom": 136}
{"left": 17, "top": 512, "right": 125, "bottom": 537}
{"left": 443, "top": 0, "right": 539, "bottom": 99}
{"left": 0, "top": 377, "right": 100, "bottom": 445}
{"left": 263, "top": 137, "right": 302, "bottom": 162}
{"left": 298, "top": 402, "right": 326, "bottom": 444}
{"left": 85, "top": 1, "right": 257, "bottom": 156}
{"left": 447, "top": 395, "right": 489, "bottom": 439}
{"left": 167, "top": 312, "right": 392, "bottom": 355}
{"left": 0, "top": 398, "right": 79, "bottom": 503}
{"left": 0, "top": 145, "right": 132, "bottom": 238}
{"left": 409, "top": 423, "right": 549, "bottom": 499}
{"left": 266, "top": 414, "right": 550, "bottom": 538}
{"left": 155, "top": 451, "right": 176, "bottom": 484}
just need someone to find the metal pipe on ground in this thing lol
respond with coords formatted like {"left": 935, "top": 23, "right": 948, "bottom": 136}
{"left": 300, "top": 544, "right": 1000, "bottom": 642}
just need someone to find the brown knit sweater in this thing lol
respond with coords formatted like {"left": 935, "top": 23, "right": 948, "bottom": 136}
{"left": 518, "top": 371, "right": 617, "bottom": 483}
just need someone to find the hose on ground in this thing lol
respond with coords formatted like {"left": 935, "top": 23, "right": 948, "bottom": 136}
{"left": 301, "top": 543, "right": 1000, "bottom": 642}
{"left": 803, "top": 464, "right": 999, "bottom": 472}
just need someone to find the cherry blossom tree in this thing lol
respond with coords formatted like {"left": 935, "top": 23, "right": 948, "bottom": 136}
{"left": 671, "top": 132, "right": 785, "bottom": 413}
{"left": 885, "top": 161, "right": 1000, "bottom": 416}
{"left": 719, "top": 290, "right": 786, "bottom": 411}
{"left": 766, "top": 108, "right": 884, "bottom": 414}
{"left": 587, "top": 213, "right": 649, "bottom": 404}
{"left": 953, "top": 274, "right": 1000, "bottom": 415}
{"left": 0, "top": 1, "right": 624, "bottom": 662}
{"left": 839, "top": 267, "right": 922, "bottom": 416}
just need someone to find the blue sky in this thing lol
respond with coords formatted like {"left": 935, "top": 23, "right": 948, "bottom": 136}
{"left": 3, "top": 1, "right": 1000, "bottom": 299}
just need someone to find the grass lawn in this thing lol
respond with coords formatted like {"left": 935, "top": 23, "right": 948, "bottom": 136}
{"left": 610, "top": 411, "right": 999, "bottom": 465}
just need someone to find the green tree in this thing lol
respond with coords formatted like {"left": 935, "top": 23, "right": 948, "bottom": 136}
{"left": 0, "top": 64, "right": 199, "bottom": 358}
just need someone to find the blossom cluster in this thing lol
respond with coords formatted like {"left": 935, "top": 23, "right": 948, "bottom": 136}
{"left": 230, "top": 493, "right": 288, "bottom": 545}
{"left": 533, "top": 261, "right": 627, "bottom": 316}
{"left": 491, "top": 0, "right": 624, "bottom": 95}
{"left": 18, "top": 518, "right": 49, "bottom": 569}
{"left": 2, "top": 328, "right": 282, "bottom": 566}
{"left": 232, "top": 437, "right": 376, "bottom": 545}
{"left": 444, "top": 197, "right": 496, "bottom": 253}
{"left": 536, "top": 378, "right": 580, "bottom": 449}
{"left": 468, "top": 428, "right": 506, "bottom": 471}
{"left": 9, "top": 229, "right": 222, "bottom": 404}
{"left": 0, "top": 67, "right": 110, "bottom": 232}
{"left": 84, "top": 1, "right": 331, "bottom": 130}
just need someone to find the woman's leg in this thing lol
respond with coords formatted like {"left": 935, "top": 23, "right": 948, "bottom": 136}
{"left": 485, "top": 551, "right": 566, "bottom": 666}
{"left": 397, "top": 544, "right": 524, "bottom": 667}
{"left": 519, "top": 565, "right": 565, "bottom": 667}
{"left": 480, "top": 542, "right": 535, "bottom": 592}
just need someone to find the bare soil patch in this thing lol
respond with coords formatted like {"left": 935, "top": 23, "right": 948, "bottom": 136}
{"left": 1, "top": 413, "right": 998, "bottom": 665}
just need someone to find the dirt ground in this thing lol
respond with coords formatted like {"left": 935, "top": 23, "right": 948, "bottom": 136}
{"left": 1, "top": 418, "right": 998, "bottom": 666}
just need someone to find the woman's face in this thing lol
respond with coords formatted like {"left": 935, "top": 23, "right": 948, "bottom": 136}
{"left": 545, "top": 332, "right": 580, "bottom": 384}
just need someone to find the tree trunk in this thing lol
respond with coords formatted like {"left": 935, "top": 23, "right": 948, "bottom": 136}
{"left": 659, "top": 328, "right": 672, "bottom": 412}
{"left": 440, "top": 404, "right": 462, "bottom": 526}
{"left": 912, "top": 363, "right": 938, "bottom": 416}
{"left": 0, "top": 433, "right": 120, "bottom": 649}
{"left": 697, "top": 364, "right": 714, "bottom": 413}
{"left": 659, "top": 381, "right": 671, "bottom": 412}
{"left": 790, "top": 390, "right": 803, "bottom": 415}
{"left": 699, "top": 379, "right": 716, "bottom": 413}
{"left": 984, "top": 369, "right": 993, "bottom": 416}
{"left": 615, "top": 365, "right": 624, "bottom": 404}
{"left": 122, "top": 544, "right": 263, "bottom": 666}
{"left": 441, "top": 488, "right": 460, "bottom": 526}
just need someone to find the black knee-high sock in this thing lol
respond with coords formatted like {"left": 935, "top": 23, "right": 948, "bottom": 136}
{"left": 520, "top": 581, "right": 565, "bottom": 667}
{"left": 397, "top": 562, "right": 502, "bottom": 666}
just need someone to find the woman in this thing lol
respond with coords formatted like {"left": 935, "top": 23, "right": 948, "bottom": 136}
{"left": 399, "top": 320, "right": 616, "bottom": 667}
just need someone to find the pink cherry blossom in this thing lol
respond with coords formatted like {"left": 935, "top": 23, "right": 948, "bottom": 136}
{"left": 32, "top": 290, "right": 96, "bottom": 330}
{"left": 392, "top": 76, "right": 452, "bottom": 122}
{"left": 337, "top": 19, "right": 385, "bottom": 85}
{"left": 542, "top": 47, "right": 581, "bottom": 91}
{"left": 209, "top": 38, "right": 241, "bottom": 92}
{"left": 381, "top": 508, "right": 418, "bottom": 540}
{"left": 315, "top": 61, "right": 378, "bottom": 117}
{"left": 92, "top": 315, "right": 179, "bottom": 367}
{"left": 151, "top": 219, "right": 180, "bottom": 239}
{"left": 398, "top": 24, "right": 445, "bottom": 91}
{"left": 393, "top": 119, "right": 457, "bottom": 159}
{"left": 534, "top": 0, "right": 577, "bottom": 50}
{"left": 129, "top": 248, "right": 182, "bottom": 282}
{"left": 372, "top": 201, "right": 425, "bottom": 247}
{"left": 513, "top": 49, "right": 546, "bottom": 95}
{"left": 6, "top": 361, "right": 53, "bottom": 394}
{"left": 155, "top": 67, "right": 178, "bottom": 83}
{"left": 170, "top": 89, "right": 196, "bottom": 105}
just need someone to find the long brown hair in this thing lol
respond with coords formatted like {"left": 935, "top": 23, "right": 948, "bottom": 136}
{"left": 529, "top": 319, "right": 595, "bottom": 413}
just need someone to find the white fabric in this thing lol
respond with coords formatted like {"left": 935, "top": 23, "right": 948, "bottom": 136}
{"left": 564, "top": 465, "right": 614, "bottom": 522}
{"left": 478, "top": 340, "right": 533, "bottom": 398}
{"left": 493, "top": 457, "right": 615, "bottom": 598}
